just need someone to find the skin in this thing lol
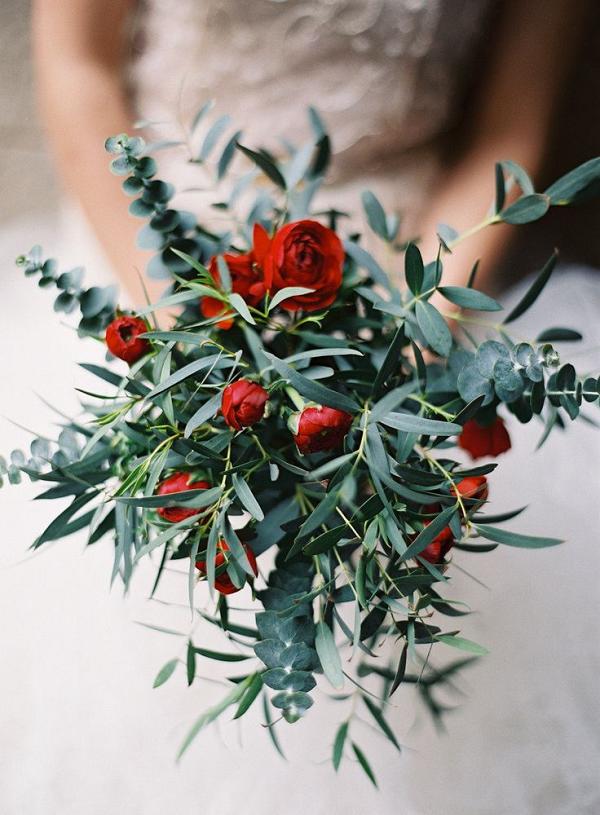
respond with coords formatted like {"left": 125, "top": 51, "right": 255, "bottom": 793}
{"left": 32, "top": 0, "right": 589, "bottom": 307}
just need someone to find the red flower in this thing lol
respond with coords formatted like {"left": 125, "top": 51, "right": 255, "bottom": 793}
{"left": 200, "top": 296, "right": 234, "bottom": 330}
{"left": 459, "top": 417, "right": 511, "bottom": 460}
{"left": 418, "top": 522, "right": 455, "bottom": 565}
{"left": 453, "top": 475, "right": 489, "bottom": 502}
{"left": 105, "top": 316, "right": 150, "bottom": 364}
{"left": 294, "top": 406, "right": 354, "bottom": 454}
{"left": 200, "top": 224, "right": 271, "bottom": 328}
{"left": 195, "top": 540, "right": 258, "bottom": 595}
{"left": 156, "top": 472, "right": 210, "bottom": 523}
{"left": 269, "top": 219, "right": 344, "bottom": 312}
{"left": 221, "top": 379, "right": 269, "bottom": 430}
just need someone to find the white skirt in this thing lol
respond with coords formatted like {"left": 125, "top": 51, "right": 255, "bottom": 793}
{"left": 1, "top": 208, "right": 599, "bottom": 815}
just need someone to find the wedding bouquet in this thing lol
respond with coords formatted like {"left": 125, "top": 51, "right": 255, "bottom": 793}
{"left": 3, "top": 108, "right": 599, "bottom": 785}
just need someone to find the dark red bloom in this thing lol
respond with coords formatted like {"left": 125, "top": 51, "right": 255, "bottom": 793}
{"left": 221, "top": 379, "right": 268, "bottom": 430}
{"left": 269, "top": 219, "right": 344, "bottom": 312}
{"left": 453, "top": 475, "right": 489, "bottom": 502}
{"left": 105, "top": 316, "right": 150, "bottom": 364}
{"left": 418, "top": 522, "right": 455, "bottom": 565}
{"left": 294, "top": 406, "right": 354, "bottom": 454}
{"left": 458, "top": 417, "right": 511, "bottom": 460}
{"left": 195, "top": 540, "right": 258, "bottom": 595}
{"left": 200, "top": 224, "right": 271, "bottom": 328}
{"left": 156, "top": 472, "right": 210, "bottom": 523}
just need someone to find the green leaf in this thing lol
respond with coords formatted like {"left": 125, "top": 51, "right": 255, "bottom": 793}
{"left": 193, "top": 646, "right": 251, "bottom": 662}
{"left": 415, "top": 300, "right": 452, "bottom": 357}
{"left": 372, "top": 328, "right": 408, "bottom": 398}
{"left": 401, "top": 505, "right": 457, "bottom": 561}
{"left": 501, "top": 160, "right": 534, "bottom": 195}
{"left": 494, "top": 162, "right": 505, "bottom": 213}
{"left": 177, "top": 676, "right": 252, "bottom": 759}
{"left": 116, "top": 485, "right": 221, "bottom": 509}
{"left": 228, "top": 292, "right": 256, "bottom": 324}
{"left": 153, "top": 658, "right": 178, "bottom": 688}
{"left": 268, "top": 287, "right": 315, "bottom": 312}
{"left": 474, "top": 523, "right": 562, "bottom": 548}
{"left": 544, "top": 157, "right": 600, "bottom": 204}
{"left": 362, "top": 696, "right": 401, "bottom": 751}
{"left": 236, "top": 143, "right": 286, "bottom": 189}
{"left": 536, "top": 327, "right": 582, "bottom": 343}
{"left": 390, "top": 643, "right": 408, "bottom": 695}
{"left": 232, "top": 473, "right": 264, "bottom": 521}
{"left": 145, "top": 353, "right": 221, "bottom": 399}
{"left": 435, "top": 634, "right": 489, "bottom": 656}
{"left": 404, "top": 243, "right": 424, "bottom": 295}
{"left": 186, "top": 640, "right": 196, "bottom": 686}
{"left": 184, "top": 393, "right": 222, "bottom": 438}
{"left": 333, "top": 721, "right": 349, "bottom": 771}
{"left": 438, "top": 286, "right": 502, "bottom": 312}
{"left": 233, "top": 672, "right": 263, "bottom": 719}
{"left": 503, "top": 250, "right": 558, "bottom": 324}
{"left": 198, "top": 114, "right": 231, "bottom": 161}
{"left": 264, "top": 352, "right": 358, "bottom": 413}
{"left": 361, "top": 190, "right": 388, "bottom": 240}
{"left": 377, "top": 412, "right": 461, "bottom": 436}
{"left": 315, "top": 621, "right": 344, "bottom": 689}
{"left": 351, "top": 743, "right": 378, "bottom": 788}
{"left": 343, "top": 240, "right": 391, "bottom": 290}
{"left": 500, "top": 193, "right": 549, "bottom": 224}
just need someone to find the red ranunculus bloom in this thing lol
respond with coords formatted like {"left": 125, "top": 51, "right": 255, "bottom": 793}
{"left": 105, "top": 316, "right": 150, "bottom": 364}
{"left": 196, "top": 540, "right": 258, "bottom": 595}
{"left": 294, "top": 406, "right": 354, "bottom": 454}
{"left": 453, "top": 475, "right": 489, "bottom": 502}
{"left": 221, "top": 379, "right": 269, "bottom": 430}
{"left": 459, "top": 417, "right": 511, "bottom": 460}
{"left": 200, "top": 223, "right": 270, "bottom": 328}
{"left": 269, "top": 219, "right": 344, "bottom": 312}
{"left": 156, "top": 472, "right": 210, "bottom": 523}
{"left": 418, "top": 522, "right": 455, "bottom": 565}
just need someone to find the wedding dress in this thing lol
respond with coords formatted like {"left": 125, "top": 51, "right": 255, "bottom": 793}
{"left": 1, "top": 2, "right": 599, "bottom": 814}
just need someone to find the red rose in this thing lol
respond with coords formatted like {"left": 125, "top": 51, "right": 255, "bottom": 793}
{"left": 459, "top": 417, "right": 511, "bottom": 460}
{"left": 453, "top": 475, "right": 489, "bottom": 502}
{"left": 200, "top": 223, "right": 270, "bottom": 328}
{"left": 156, "top": 472, "right": 210, "bottom": 523}
{"left": 195, "top": 540, "right": 258, "bottom": 595}
{"left": 222, "top": 379, "right": 268, "bottom": 430}
{"left": 418, "top": 522, "right": 455, "bottom": 565}
{"left": 294, "top": 406, "right": 354, "bottom": 454}
{"left": 105, "top": 316, "right": 150, "bottom": 364}
{"left": 268, "top": 219, "right": 344, "bottom": 312}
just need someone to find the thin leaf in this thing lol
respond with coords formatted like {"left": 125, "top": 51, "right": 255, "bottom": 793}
{"left": 474, "top": 523, "right": 562, "bottom": 548}
{"left": 232, "top": 473, "right": 264, "bottom": 520}
{"left": 315, "top": 621, "right": 344, "bottom": 689}
{"left": 415, "top": 300, "right": 452, "bottom": 357}
{"left": 153, "top": 658, "right": 178, "bottom": 688}
{"left": 436, "top": 634, "right": 489, "bottom": 656}
{"left": 503, "top": 251, "right": 558, "bottom": 324}
{"left": 333, "top": 722, "right": 349, "bottom": 771}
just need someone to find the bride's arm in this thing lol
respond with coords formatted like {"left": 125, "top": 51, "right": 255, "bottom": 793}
{"left": 418, "top": 0, "right": 590, "bottom": 296}
{"left": 32, "top": 0, "right": 160, "bottom": 305}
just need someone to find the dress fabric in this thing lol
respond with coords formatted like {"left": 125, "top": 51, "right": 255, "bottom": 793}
{"left": 2, "top": 1, "right": 600, "bottom": 813}
{"left": 128, "top": 0, "right": 495, "bottom": 220}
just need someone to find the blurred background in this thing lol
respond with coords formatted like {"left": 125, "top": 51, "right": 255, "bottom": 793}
{"left": 0, "top": 1, "right": 57, "bottom": 225}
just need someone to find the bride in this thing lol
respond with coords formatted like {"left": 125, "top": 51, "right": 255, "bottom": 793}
{"left": 1, "top": 1, "right": 598, "bottom": 812}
